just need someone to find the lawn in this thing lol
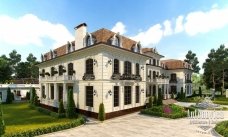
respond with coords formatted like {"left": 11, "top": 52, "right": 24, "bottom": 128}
{"left": 2, "top": 102, "right": 73, "bottom": 135}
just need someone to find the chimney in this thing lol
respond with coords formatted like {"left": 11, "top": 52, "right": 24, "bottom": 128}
{"left": 74, "top": 23, "right": 87, "bottom": 50}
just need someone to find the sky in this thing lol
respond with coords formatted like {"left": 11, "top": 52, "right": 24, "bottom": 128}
{"left": 0, "top": 0, "right": 228, "bottom": 73}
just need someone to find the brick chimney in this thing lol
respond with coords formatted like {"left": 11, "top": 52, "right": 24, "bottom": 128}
{"left": 74, "top": 23, "right": 87, "bottom": 50}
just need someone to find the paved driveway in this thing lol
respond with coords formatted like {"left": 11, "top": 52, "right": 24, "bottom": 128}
{"left": 40, "top": 111, "right": 228, "bottom": 137}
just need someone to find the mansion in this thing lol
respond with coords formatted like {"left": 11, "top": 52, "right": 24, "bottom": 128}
{"left": 37, "top": 23, "right": 193, "bottom": 118}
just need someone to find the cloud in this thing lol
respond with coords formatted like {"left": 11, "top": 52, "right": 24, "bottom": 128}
{"left": 0, "top": 14, "right": 73, "bottom": 48}
{"left": 174, "top": 15, "right": 184, "bottom": 33}
{"left": 111, "top": 22, "right": 126, "bottom": 35}
{"left": 184, "top": 8, "right": 228, "bottom": 36}
{"left": 130, "top": 24, "right": 163, "bottom": 46}
{"left": 163, "top": 20, "right": 173, "bottom": 36}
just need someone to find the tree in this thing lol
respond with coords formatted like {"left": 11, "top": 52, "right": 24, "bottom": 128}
{"left": 185, "top": 50, "right": 200, "bottom": 73}
{"left": 157, "top": 88, "right": 163, "bottom": 106}
{"left": 9, "top": 50, "right": 21, "bottom": 77}
{"left": 6, "top": 88, "right": 13, "bottom": 104}
{"left": 66, "top": 89, "right": 76, "bottom": 118}
{"left": 199, "top": 86, "right": 202, "bottom": 97}
{"left": 30, "top": 87, "right": 36, "bottom": 104}
{"left": 26, "top": 53, "right": 39, "bottom": 78}
{"left": 98, "top": 103, "right": 105, "bottom": 121}
{"left": 58, "top": 100, "right": 65, "bottom": 114}
{"left": 0, "top": 57, "right": 12, "bottom": 83}
{"left": 0, "top": 104, "right": 5, "bottom": 135}
{"left": 15, "top": 62, "right": 31, "bottom": 78}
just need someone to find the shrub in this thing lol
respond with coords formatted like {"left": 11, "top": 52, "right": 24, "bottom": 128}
{"left": 4, "top": 116, "right": 85, "bottom": 137}
{"left": 215, "top": 121, "right": 228, "bottom": 137}
{"left": 66, "top": 89, "right": 77, "bottom": 119}
{"left": 58, "top": 100, "right": 65, "bottom": 114}
{"left": 147, "top": 96, "right": 153, "bottom": 108}
{"left": 6, "top": 87, "right": 13, "bottom": 104}
{"left": 98, "top": 103, "right": 105, "bottom": 121}
{"left": 33, "top": 94, "right": 39, "bottom": 106}
{"left": 157, "top": 88, "right": 163, "bottom": 106}
{"left": 0, "top": 106, "right": 5, "bottom": 136}
{"left": 199, "top": 87, "right": 202, "bottom": 97}
{"left": 176, "top": 92, "right": 181, "bottom": 99}
{"left": 30, "top": 87, "right": 36, "bottom": 104}
{"left": 26, "top": 92, "right": 30, "bottom": 100}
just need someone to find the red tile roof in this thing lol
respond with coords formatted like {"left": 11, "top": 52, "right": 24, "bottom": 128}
{"left": 161, "top": 59, "right": 193, "bottom": 70}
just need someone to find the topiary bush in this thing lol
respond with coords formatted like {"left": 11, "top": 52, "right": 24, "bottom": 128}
{"left": 6, "top": 87, "right": 13, "bottom": 104}
{"left": 98, "top": 103, "right": 105, "bottom": 121}
{"left": 58, "top": 99, "right": 65, "bottom": 114}
{"left": 26, "top": 92, "right": 30, "bottom": 100}
{"left": 157, "top": 88, "right": 163, "bottom": 106}
{"left": 199, "top": 86, "right": 202, "bottom": 97}
{"left": 147, "top": 96, "right": 153, "bottom": 108}
{"left": 30, "top": 87, "right": 36, "bottom": 104}
{"left": 66, "top": 89, "right": 77, "bottom": 119}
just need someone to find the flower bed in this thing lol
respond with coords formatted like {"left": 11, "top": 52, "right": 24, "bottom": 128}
{"left": 141, "top": 104, "right": 191, "bottom": 119}
{"left": 215, "top": 120, "right": 228, "bottom": 137}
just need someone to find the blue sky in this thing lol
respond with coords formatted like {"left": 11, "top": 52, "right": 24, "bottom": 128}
{"left": 0, "top": 0, "right": 228, "bottom": 73}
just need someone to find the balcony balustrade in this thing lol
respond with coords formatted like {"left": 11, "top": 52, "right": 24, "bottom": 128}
{"left": 82, "top": 73, "right": 95, "bottom": 80}
{"left": 40, "top": 75, "right": 76, "bottom": 82}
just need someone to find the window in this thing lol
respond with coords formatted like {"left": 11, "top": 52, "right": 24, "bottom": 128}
{"left": 170, "top": 73, "right": 177, "bottom": 80}
{"left": 86, "top": 86, "right": 93, "bottom": 107}
{"left": 124, "top": 61, "right": 131, "bottom": 75}
{"left": 58, "top": 86, "right": 63, "bottom": 101}
{"left": 68, "top": 63, "right": 74, "bottom": 76}
{"left": 153, "top": 59, "right": 156, "bottom": 66}
{"left": 86, "top": 59, "right": 93, "bottom": 74}
{"left": 51, "top": 67, "right": 56, "bottom": 76}
{"left": 42, "top": 86, "right": 45, "bottom": 98}
{"left": 59, "top": 65, "right": 63, "bottom": 76}
{"left": 114, "top": 59, "right": 119, "bottom": 74}
{"left": 124, "top": 86, "right": 131, "bottom": 105}
{"left": 157, "top": 60, "right": 159, "bottom": 66}
{"left": 153, "top": 85, "right": 156, "bottom": 96}
{"left": 136, "top": 86, "right": 140, "bottom": 103}
{"left": 149, "top": 70, "right": 152, "bottom": 79}
{"left": 114, "top": 86, "right": 119, "bottom": 107}
{"left": 112, "top": 36, "right": 120, "bottom": 47}
{"left": 86, "top": 34, "right": 94, "bottom": 47}
{"left": 153, "top": 71, "right": 156, "bottom": 79}
{"left": 136, "top": 63, "right": 140, "bottom": 75}
{"left": 170, "top": 86, "right": 177, "bottom": 94}
{"left": 149, "top": 59, "right": 152, "bottom": 64}
{"left": 51, "top": 85, "right": 54, "bottom": 100}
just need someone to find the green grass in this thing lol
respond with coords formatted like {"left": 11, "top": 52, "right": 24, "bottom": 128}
{"left": 213, "top": 95, "right": 228, "bottom": 105}
{"left": 215, "top": 120, "right": 228, "bottom": 137}
{"left": 2, "top": 102, "right": 72, "bottom": 135}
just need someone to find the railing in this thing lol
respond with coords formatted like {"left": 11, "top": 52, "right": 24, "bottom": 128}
{"left": 40, "top": 75, "right": 76, "bottom": 81}
{"left": 111, "top": 73, "right": 142, "bottom": 81}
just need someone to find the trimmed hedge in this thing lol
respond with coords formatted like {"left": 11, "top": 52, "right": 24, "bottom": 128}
{"left": 215, "top": 120, "right": 228, "bottom": 137}
{"left": 4, "top": 116, "right": 85, "bottom": 137}
{"left": 213, "top": 101, "right": 228, "bottom": 105}
{"left": 141, "top": 104, "right": 188, "bottom": 119}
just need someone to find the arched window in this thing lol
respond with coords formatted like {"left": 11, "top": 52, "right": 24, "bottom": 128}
{"left": 170, "top": 73, "right": 176, "bottom": 80}
{"left": 124, "top": 61, "right": 131, "bottom": 75}
{"left": 51, "top": 67, "right": 55, "bottom": 76}
{"left": 68, "top": 63, "right": 74, "bottom": 76}
{"left": 59, "top": 65, "right": 63, "bottom": 76}
{"left": 114, "top": 59, "right": 119, "bottom": 74}
{"left": 136, "top": 63, "right": 140, "bottom": 75}
{"left": 153, "top": 71, "right": 156, "bottom": 79}
{"left": 86, "top": 59, "right": 94, "bottom": 74}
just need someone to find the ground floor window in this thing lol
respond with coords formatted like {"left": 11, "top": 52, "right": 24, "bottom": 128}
{"left": 42, "top": 86, "right": 45, "bottom": 98}
{"left": 0, "top": 92, "right": 2, "bottom": 100}
{"left": 58, "top": 86, "right": 63, "bottom": 101}
{"left": 114, "top": 86, "right": 119, "bottom": 107}
{"left": 124, "top": 86, "right": 131, "bottom": 105}
{"left": 170, "top": 86, "right": 177, "bottom": 94}
{"left": 68, "top": 86, "right": 73, "bottom": 92}
{"left": 136, "top": 86, "right": 139, "bottom": 103}
{"left": 152, "top": 85, "right": 156, "bottom": 96}
{"left": 86, "top": 86, "right": 93, "bottom": 107}
{"left": 51, "top": 85, "right": 54, "bottom": 99}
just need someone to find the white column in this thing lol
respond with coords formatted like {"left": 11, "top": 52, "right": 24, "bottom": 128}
{"left": 45, "top": 83, "right": 49, "bottom": 99}
{"left": 156, "top": 85, "right": 158, "bottom": 97}
{"left": 54, "top": 83, "right": 58, "bottom": 100}
{"left": 40, "top": 83, "right": 42, "bottom": 99}
{"left": 63, "top": 83, "right": 67, "bottom": 103}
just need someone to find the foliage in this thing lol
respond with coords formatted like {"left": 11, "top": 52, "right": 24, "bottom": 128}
{"left": 199, "top": 86, "right": 202, "bottom": 97}
{"left": 147, "top": 96, "right": 153, "bottom": 108}
{"left": 58, "top": 100, "right": 65, "bottom": 114}
{"left": 153, "top": 95, "right": 157, "bottom": 106}
{"left": 141, "top": 104, "right": 187, "bottom": 119}
{"left": 157, "top": 88, "right": 163, "bottom": 106}
{"left": 2, "top": 102, "right": 83, "bottom": 136}
{"left": 26, "top": 92, "right": 30, "bottom": 100}
{"left": 98, "top": 103, "right": 105, "bottom": 121}
{"left": 184, "top": 50, "right": 200, "bottom": 73}
{"left": 15, "top": 62, "right": 31, "bottom": 78}
{"left": 66, "top": 89, "right": 77, "bottom": 118}
{"left": 203, "top": 45, "right": 228, "bottom": 95}
{"left": 215, "top": 120, "right": 228, "bottom": 137}
{"left": 0, "top": 57, "right": 12, "bottom": 83}
{"left": 0, "top": 105, "right": 5, "bottom": 135}
{"left": 34, "top": 106, "right": 65, "bottom": 118}
{"left": 30, "top": 87, "right": 39, "bottom": 105}
{"left": 6, "top": 88, "right": 13, "bottom": 104}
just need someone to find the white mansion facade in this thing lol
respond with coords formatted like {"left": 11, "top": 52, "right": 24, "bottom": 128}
{"left": 37, "top": 23, "right": 193, "bottom": 118}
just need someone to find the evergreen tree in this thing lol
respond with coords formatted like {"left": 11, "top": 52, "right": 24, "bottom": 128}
{"left": 148, "top": 96, "right": 153, "bottom": 108}
{"left": 6, "top": 87, "right": 13, "bottom": 104}
{"left": 58, "top": 100, "right": 65, "bottom": 114}
{"left": 66, "top": 89, "right": 76, "bottom": 118}
{"left": 98, "top": 103, "right": 105, "bottom": 121}
{"left": 30, "top": 87, "right": 36, "bottom": 104}
{"left": 184, "top": 50, "right": 200, "bottom": 73}
{"left": 157, "top": 88, "right": 163, "bottom": 106}
{"left": 153, "top": 95, "right": 157, "bottom": 106}
{"left": 26, "top": 92, "right": 30, "bottom": 100}
{"left": 199, "top": 86, "right": 202, "bottom": 97}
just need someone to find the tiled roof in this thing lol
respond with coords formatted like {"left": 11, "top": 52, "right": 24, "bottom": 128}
{"left": 161, "top": 59, "right": 192, "bottom": 70}
{"left": 10, "top": 78, "right": 39, "bottom": 84}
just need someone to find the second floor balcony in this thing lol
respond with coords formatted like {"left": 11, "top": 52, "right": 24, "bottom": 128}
{"left": 111, "top": 73, "right": 142, "bottom": 81}
{"left": 40, "top": 75, "right": 76, "bottom": 82}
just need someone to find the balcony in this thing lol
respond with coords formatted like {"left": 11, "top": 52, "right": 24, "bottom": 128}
{"left": 185, "top": 79, "right": 192, "bottom": 83}
{"left": 115, "top": 74, "right": 142, "bottom": 81}
{"left": 169, "top": 79, "right": 177, "bottom": 83}
{"left": 82, "top": 73, "right": 95, "bottom": 80}
{"left": 40, "top": 75, "right": 76, "bottom": 82}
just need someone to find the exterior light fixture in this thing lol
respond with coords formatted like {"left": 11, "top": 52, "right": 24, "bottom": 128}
{"left": 108, "top": 90, "right": 112, "bottom": 96}
{"left": 141, "top": 66, "right": 144, "bottom": 70}
{"left": 93, "top": 90, "right": 97, "bottom": 96}
{"left": 141, "top": 89, "right": 144, "bottom": 93}
{"left": 108, "top": 59, "right": 112, "bottom": 65}
{"left": 93, "top": 59, "right": 97, "bottom": 65}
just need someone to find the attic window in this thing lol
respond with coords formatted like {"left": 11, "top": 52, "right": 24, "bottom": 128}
{"left": 111, "top": 33, "right": 121, "bottom": 47}
{"left": 135, "top": 42, "right": 141, "bottom": 53}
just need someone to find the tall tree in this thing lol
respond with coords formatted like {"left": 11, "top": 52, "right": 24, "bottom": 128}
{"left": 15, "top": 62, "right": 31, "bottom": 78}
{"left": 184, "top": 50, "right": 200, "bottom": 73}
{"left": 9, "top": 50, "right": 21, "bottom": 71}
{"left": 0, "top": 57, "right": 12, "bottom": 83}
{"left": 26, "top": 53, "right": 39, "bottom": 78}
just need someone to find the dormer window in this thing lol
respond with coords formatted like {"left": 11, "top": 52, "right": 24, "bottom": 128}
{"left": 53, "top": 51, "right": 57, "bottom": 58}
{"left": 85, "top": 33, "right": 94, "bottom": 47}
{"left": 50, "top": 50, "right": 53, "bottom": 59}
{"left": 41, "top": 54, "right": 44, "bottom": 62}
{"left": 111, "top": 33, "right": 121, "bottom": 47}
{"left": 135, "top": 42, "right": 141, "bottom": 53}
{"left": 44, "top": 55, "right": 47, "bottom": 61}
